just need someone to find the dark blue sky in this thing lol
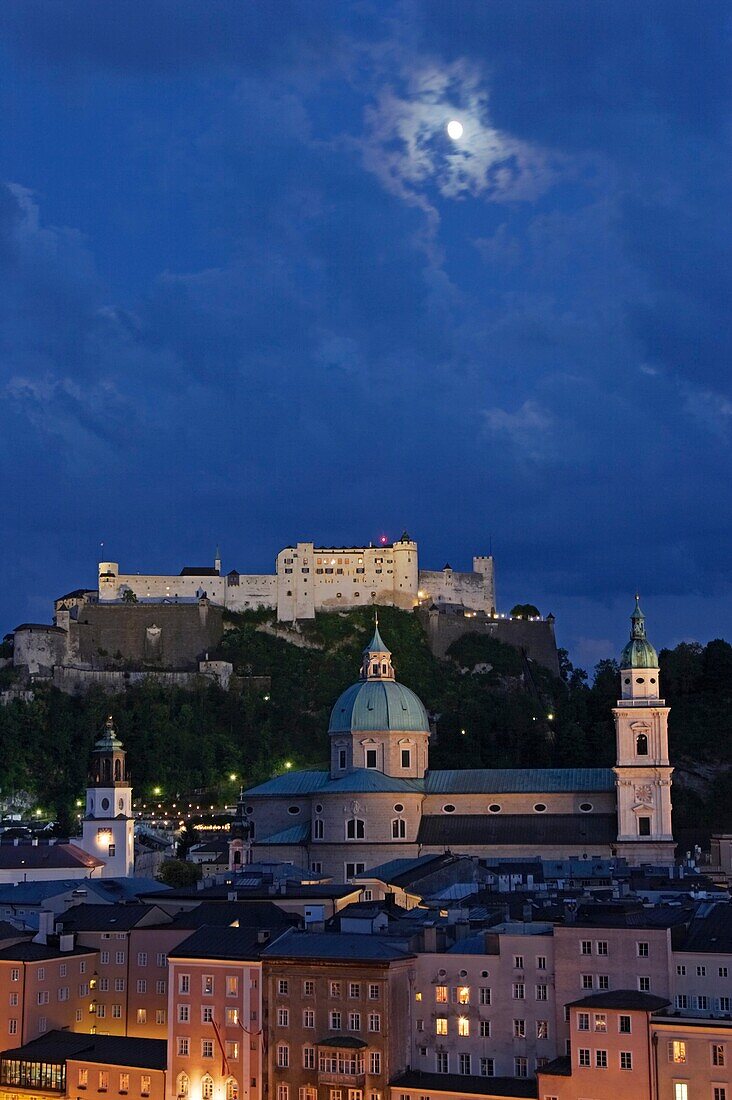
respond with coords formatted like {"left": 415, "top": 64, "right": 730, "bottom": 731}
{"left": 1, "top": 1, "right": 730, "bottom": 669}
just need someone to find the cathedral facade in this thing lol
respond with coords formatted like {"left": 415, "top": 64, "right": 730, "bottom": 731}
{"left": 234, "top": 601, "right": 675, "bottom": 880}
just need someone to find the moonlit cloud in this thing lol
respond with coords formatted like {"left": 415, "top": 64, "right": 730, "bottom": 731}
{"left": 360, "top": 60, "right": 556, "bottom": 221}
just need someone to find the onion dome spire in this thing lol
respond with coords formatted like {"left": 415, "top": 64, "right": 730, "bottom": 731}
{"left": 361, "top": 613, "right": 395, "bottom": 680}
{"left": 620, "top": 595, "right": 659, "bottom": 668}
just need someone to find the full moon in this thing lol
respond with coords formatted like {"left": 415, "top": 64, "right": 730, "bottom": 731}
{"left": 446, "top": 119, "right": 464, "bottom": 140}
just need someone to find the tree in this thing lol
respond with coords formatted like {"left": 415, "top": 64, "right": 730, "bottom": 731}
{"left": 156, "top": 858, "right": 202, "bottom": 887}
{"left": 121, "top": 589, "right": 138, "bottom": 604}
{"left": 510, "top": 604, "right": 540, "bottom": 618}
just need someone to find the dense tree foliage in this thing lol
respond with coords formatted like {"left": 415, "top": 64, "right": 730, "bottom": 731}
{"left": 0, "top": 609, "right": 730, "bottom": 837}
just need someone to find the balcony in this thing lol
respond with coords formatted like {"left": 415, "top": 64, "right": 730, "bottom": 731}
{"left": 318, "top": 1072, "right": 366, "bottom": 1087}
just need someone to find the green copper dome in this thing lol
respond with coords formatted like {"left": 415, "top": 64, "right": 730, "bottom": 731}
{"left": 328, "top": 680, "right": 429, "bottom": 735}
{"left": 620, "top": 596, "right": 658, "bottom": 668}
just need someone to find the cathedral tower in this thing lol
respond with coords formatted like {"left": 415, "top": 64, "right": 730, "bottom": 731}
{"left": 613, "top": 598, "right": 674, "bottom": 864}
{"left": 81, "top": 716, "right": 135, "bottom": 877}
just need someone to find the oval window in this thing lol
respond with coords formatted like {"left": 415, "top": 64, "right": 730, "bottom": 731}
{"left": 636, "top": 677, "right": 644, "bottom": 683}
{"left": 624, "top": 677, "right": 631, "bottom": 684}
{"left": 534, "top": 803, "right": 547, "bottom": 813}
{"left": 650, "top": 677, "right": 656, "bottom": 683}
{"left": 394, "top": 803, "right": 404, "bottom": 813}
{"left": 443, "top": 804, "right": 456, "bottom": 814}
{"left": 481, "top": 970, "right": 489, "bottom": 978}
{"left": 287, "top": 806, "right": 301, "bottom": 816}
{"left": 438, "top": 969, "right": 446, "bottom": 977}
{"left": 489, "top": 804, "right": 501, "bottom": 813}
{"left": 315, "top": 804, "right": 323, "bottom": 814}
{"left": 101, "top": 797, "right": 110, "bottom": 811}
{"left": 245, "top": 806, "right": 253, "bottom": 815}
{"left": 459, "top": 969, "right": 468, "bottom": 978}
{"left": 118, "top": 799, "right": 124, "bottom": 811}
{"left": 579, "top": 802, "right": 593, "bottom": 812}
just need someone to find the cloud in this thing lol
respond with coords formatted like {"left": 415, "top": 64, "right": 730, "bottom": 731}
{"left": 482, "top": 399, "right": 554, "bottom": 460}
{"left": 359, "top": 59, "right": 556, "bottom": 224}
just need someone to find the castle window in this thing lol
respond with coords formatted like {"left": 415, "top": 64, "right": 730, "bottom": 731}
{"left": 638, "top": 816, "right": 651, "bottom": 836}
{"left": 401, "top": 749, "right": 411, "bottom": 769}
{"left": 346, "top": 818, "right": 365, "bottom": 840}
{"left": 489, "top": 804, "right": 501, "bottom": 813}
{"left": 636, "top": 733, "right": 649, "bottom": 755}
{"left": 365, "top": 749, "right": 378, "bottom": 769}
{"left": 392, "top": 819, "right": 406, "bottom": 839}
{"left": 442, "top": 804, "right": 456, "bottom": 814}
{"left": 534, "top": 804, "right": 547, "bottom": 813}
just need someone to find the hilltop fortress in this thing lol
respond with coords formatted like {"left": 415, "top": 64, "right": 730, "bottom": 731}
{"left": 96, "top": 532, "right": 496, "bottom": 621}
{"left": 9, "top": 534, "right": 559, "bottom": 687}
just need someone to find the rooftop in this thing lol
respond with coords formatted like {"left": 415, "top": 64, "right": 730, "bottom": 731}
{"left": 261, "top": 928, "right": 414, "bottom": 962}
{"left": 168, "top": 925, "right": 287, "bottom": 961}
{"left": 568, "top": 990, "right": 670, "bottom": 1011}
{"left": 0, "top": 941, "right": 96, "bottom": 962}
{"left": 0, "top": 1030, "right": 167, "bottom": 1070}
{"left": 417, "top": 813, "right": 617, "bottom": 847}
{"left": 0, "top": 842, "right": 103, "bottom": 871}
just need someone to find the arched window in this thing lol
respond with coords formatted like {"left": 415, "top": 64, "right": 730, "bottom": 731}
{"left": 233, "top": 849, "right": 241, "bottom": 865}
{"left": 392, "top": 818, "right": 406, "bottom": 839}
{"left": 636, "top": 733, "right": 649, "bottom": 756}
{"left": 114, "top": 759, "right": 121, "bottom": 781}
{"left": 313, "top": 819, "right": 324, "bottom": 840}
{"left": 346, "top": 818, "right": 365, "bottom": 840}
{"left": 372, "top": 663, "right": 380, "bottom": 676}
{"left": 102, "top": 759, "right": 111, "bottom": 781}
{"left": 382, "top": 663, "right": 388, "bottom": 674}
{"left": 276, "top": 1043, "right": 290, "bottom": 1068}
{"left": 176, "top": 1074, "right": 189, "bottom": 1098}
{"left": 226, "top": 1080, "right": 238, "bottom": 1100}
{"left": 201, "top": 1077, "right": 214, "bottom": 1100}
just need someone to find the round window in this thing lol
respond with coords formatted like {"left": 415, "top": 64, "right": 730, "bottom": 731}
{"left": 489, "top": 804, "right": 501, "bottom": 813}
{"left": 245, "top": 805, "right": 253, "bottom": 815}
{"left": 534, "top": 803, "right": 547, "bottom": 813}
{"left": 459, "top": 969, "right": 468, "bottom": 978}
{"left": 650, "top": 677, "right": 656, "bottom": 683}
{"left": 287, "top": 806, "right": 301, "bottom": 816}
{"left": 101, "top": 797, "right": 110, "bottom": 811}
{"left": 315, "top": 804, "right": 323, "bottom": 814}
{"left": 624, "top": 677, "right": 631, "bottom": 684}
{"left": 481, "top": 970, "right": 489, "bottom": 978}
{"left": 579, "top": 802, "right": 593, "bottom": 812}
{"left": 443, "top": 804, "right": 456, "bottom": 813}
{"left": 438, "top": 969, "right": 446, "bottom": 978}
{"left": 394, "top": 803, "right": 404, "bottom": 813}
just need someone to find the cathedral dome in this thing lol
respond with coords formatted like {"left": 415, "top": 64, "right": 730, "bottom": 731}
{"left": 328, "top": 679, "right": 429, "bottom": 734}
{"left": 620, "top": 596, "right": 658, "bottom": 668}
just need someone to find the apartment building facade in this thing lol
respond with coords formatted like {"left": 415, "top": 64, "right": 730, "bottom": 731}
{"left": 0, "top": 940, "right": 98, "bottom": 1045}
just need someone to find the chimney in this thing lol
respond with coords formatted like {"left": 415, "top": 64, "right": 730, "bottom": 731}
{"left": 257, "top": 930, "right": 270, "bottom": 944}
{"left": 33, "top": 910, "right": 54, "bottom": 945}
{"left": 59, "top": 933, "right": 75, "bottom": 953}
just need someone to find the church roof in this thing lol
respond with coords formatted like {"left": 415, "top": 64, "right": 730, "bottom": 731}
{"left": 328, "top": 679, "right": 429, "bottom": 734}
{"left": 364, "top": 621, "right": 389, "bottom": 654}
{"left": 244, "top": 767, "right": 615, "bottom": 798}
{"left": 257, "top": 823, "right": 311, "bottom": 845}
{"left": 417, "top": 813, "right": 618, "bottom": 847}
{"left": 426, "top": 768, "right": 615, "bottom": 794}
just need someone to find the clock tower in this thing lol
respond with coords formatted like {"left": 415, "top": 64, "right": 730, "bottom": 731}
{"left": 613, "top": 598, "right": 675, "bottom": 865}
{"left": 81, "top": 716, "right": 135, "bottom": 877}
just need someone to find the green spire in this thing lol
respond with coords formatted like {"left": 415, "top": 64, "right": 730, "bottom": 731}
{"left": 95, "top": 715, "right": 123, "bottom": 750}
{"left": 620, "top": 596, "right": 658, "bottom": 668}
{"left": 364, "top": 610, "right": 390, "bottom": 655}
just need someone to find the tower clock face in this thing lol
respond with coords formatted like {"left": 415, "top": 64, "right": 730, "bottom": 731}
{"left": 101, "top": 797, "right": 110, "bottom": 811}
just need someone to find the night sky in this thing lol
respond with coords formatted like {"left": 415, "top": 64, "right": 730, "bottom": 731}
{"left": 1, "top": 1, "right": 730, "bottom": 669}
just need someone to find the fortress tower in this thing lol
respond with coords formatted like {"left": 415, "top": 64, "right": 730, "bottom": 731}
{"left": 613, "top": 598, "right": 675, "bottom": 864}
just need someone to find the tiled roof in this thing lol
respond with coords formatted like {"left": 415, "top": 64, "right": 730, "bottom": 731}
{"left": 426, "top": 768, "right": 615, "bottom": 793}
{"left": 168, "top": 925, "right": 288, "bottom": 961}
{"left": 569, "top": 990, "right": 670, "bottom": 1010}
{"left": 57, "top": 904, "right": 163, "bottom": 932}
{"left": 0, "top": 1029, "right": 167, "bottom": 1069}
{"left": 257, "top": 823, "right": 310, "bottom": 845}
{"left": 244, "top": 771, "right": 329, "bottom": 797}
{"left": 170, "top": 901, "right": 295, "bottom": 929}
{"left": 0, "top": 941, "right": 96, "bottom": 962}
{"left": 391, "top": 1071, "right": 537, "bottom": 1097}
{"left": 417, "top": 813, "right": 617, "bottom": 847}
{"left": 678, "top": 902, "right": 732, "bottom": 953}
{"left": 326, "top": 770, "right": 424, "bottom": 794}
{"left": 261, "top": 928, "right": 414, "bottom": 962}
{"left": 354, "top": 855, "right": 442, "bottom": 883}
{"left": 537, "top": 1056, "right": 572, "bottom": 1077}
{"left": 0, "top": 842, "right": 103, "bottom": 871}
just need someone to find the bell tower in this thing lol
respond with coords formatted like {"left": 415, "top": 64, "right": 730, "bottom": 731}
{"left": 613, "top": 598, "right": 674, "bottom": 865}
{"left": 82, "top": 716, "right": 135, "bottom": 877}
